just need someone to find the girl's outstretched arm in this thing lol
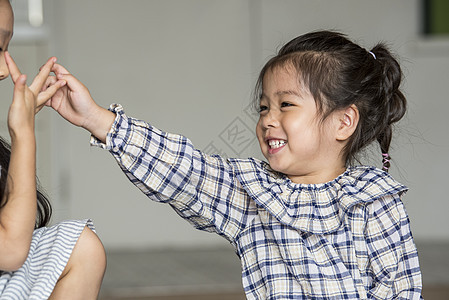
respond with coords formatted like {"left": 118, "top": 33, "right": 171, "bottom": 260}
{"left": 91, "top": 105, "right": 254, "bottom": 242}
{"left": 47, "top": 64, "right": 115, "bottom": 143}
{"left": 0, "top": 53, "right": 64, "bottom": 271}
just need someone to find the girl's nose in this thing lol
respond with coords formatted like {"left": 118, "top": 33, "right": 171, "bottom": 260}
{"left": 0, "top": 54, "right": 9, "bottom": 81}
{"left": 260, "top": 110, "right": 280, "bottom": 129}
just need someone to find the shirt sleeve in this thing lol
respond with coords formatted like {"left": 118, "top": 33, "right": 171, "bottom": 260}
{"left": 365, "top": 194, "right": 423, "bottom": 300}
{"left": 90, "top": 104, "right": 255, "bottom": 242}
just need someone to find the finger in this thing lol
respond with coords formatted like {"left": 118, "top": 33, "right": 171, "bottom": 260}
{"left": 35, "top": 99, "right": 51, "bottom": 114}
{"left": 51, "top": 63, "right": 71, "bottom": 76}
{"left": 56, "top": 72, "right": 86, "bottom": 91}
{"left": 29, "top": 57, "right": 57, "bottom": 92}
{"left": 5, "top": 51, "right": 23, "bottom": 84}
{"left": 41, "top": 75, "right": 58, "bottom": 92}
{"left": 36, "top": 79, "right": 66, "bottom": 107}
{"left": 12, "top": 74, "right": 27, "bottom": 104}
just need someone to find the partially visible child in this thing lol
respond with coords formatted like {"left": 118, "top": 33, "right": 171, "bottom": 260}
{"left": 49, "top": 30, "right": 422, "bottom": 299}
{"left": 0, "top": 0, "right": 106, "bottom": 298}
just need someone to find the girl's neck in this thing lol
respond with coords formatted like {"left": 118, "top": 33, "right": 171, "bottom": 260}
{"left": 286, "top": 165, "right": 347, "bottom": 185}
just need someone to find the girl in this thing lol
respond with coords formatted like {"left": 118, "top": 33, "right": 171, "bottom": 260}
{"left": 0, "top": 0, "right": 106, "bottom": 299}
{"left": 48, "top": 30, "right": 422, "bottom": 299}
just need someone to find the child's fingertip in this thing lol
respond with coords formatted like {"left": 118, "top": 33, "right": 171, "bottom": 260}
{"left": 16, "top": 74, "right": 27, "bottom": 86}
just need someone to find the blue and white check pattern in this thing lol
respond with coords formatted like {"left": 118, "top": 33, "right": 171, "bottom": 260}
{"left": 92, "top": 104, "right": 422, "bottom": 299}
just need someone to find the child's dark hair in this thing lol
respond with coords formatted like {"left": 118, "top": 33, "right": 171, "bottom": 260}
{"left": 0, "top": 136, "right": 52, "bottom": 228}
{"left": 254, "top": 30, "right": 407, "bottom": 171}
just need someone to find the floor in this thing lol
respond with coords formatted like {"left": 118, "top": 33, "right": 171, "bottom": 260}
{"left": 99, "top": 246, "right": 245, "bottom": 300}
{"left": 99, "top": 241, "right": 449, "bottom": 300}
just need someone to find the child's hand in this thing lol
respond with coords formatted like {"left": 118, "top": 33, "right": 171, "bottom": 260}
{"left": 45, "top": 64, "right": 115, "bottom": 143}
{"left": 5, "top": 52, "right": 65, "bottom": 139}
{"left": 44, "top": 64, "right": 98, "bottom": 128}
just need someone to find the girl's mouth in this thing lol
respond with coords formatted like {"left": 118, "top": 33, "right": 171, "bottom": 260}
{"left": 268, "top": 139, "right": 287, "bottom": 150}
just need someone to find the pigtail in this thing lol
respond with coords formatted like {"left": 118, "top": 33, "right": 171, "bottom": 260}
{"left": 370, "top": 44, "right": 407, "bottom": 171}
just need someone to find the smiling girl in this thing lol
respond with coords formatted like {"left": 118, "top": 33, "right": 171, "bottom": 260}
{"left": 48, "top": 30, "right": 422, "bottom": 299}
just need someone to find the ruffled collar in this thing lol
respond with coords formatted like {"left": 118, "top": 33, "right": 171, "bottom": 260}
{"left": 228, "top": 158, "right": 407, "bottom": 234}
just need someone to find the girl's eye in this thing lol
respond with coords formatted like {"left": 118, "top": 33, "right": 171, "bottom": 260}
{"left": 258, "top": 105, "right": 268, "bottom": 113}
{"left": 281, "top": 102, "right": 293, "bottom": 108}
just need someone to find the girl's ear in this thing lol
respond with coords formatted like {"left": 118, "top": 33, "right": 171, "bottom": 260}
{"left": 336, "top": 104, "right": 359, "bottom": 141}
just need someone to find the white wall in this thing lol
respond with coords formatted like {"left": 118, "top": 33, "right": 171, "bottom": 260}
{"left": 49, "top": 0, "right": 257, "bottom": 250}
{"left": 12, "top": 0, "right": 447, "bottom": 250}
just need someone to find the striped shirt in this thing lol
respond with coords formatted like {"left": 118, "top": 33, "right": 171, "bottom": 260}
{"left": 0, "top": 219, "right": 94, "bottom": 299}
{"left": 92, "top": 104, "right": 423, "bottom": 299}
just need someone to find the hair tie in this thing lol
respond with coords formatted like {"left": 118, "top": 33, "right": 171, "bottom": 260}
{"left": 369, "top": 51, "right": 376, "bottom": 60}
{"left": 382, "top": 153, "right": 390, "bottom": 171}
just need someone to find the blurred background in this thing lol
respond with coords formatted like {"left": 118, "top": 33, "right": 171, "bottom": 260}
{"left": 0, "top": 0, "right": 448, "bottom": 299}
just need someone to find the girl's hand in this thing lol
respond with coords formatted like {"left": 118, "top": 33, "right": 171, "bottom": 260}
{"left": 5, "top": 52, "right": 65, "bottom": 139}
{"left": 44, "top": 63, "right": 98, "bottom": 128}
{"left": 7, "top": 74, "right": 32, "bottom": 139}
{"left": 45, "top": 64, "right": 115, "bottom": 143}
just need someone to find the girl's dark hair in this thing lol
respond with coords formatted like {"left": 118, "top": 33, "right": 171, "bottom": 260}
{"left": 0, "top": 136, "right": 52, "bottom": 228}
{"left": 254, "top": 30, "right": 406, "bottom": 171}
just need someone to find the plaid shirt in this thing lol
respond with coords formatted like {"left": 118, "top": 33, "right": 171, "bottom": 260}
{"left": 92, "top": 104, "right": 423, "bottom": 299}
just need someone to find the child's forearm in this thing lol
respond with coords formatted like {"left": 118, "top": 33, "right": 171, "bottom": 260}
{"left": 0, "top": 54, "right": 62, "bottom": 271}
{"left": 83, "top": 105, "right": 116, "bottom": 143}
{"left": 0, "top": 133, "right": 36, "bottom": 270}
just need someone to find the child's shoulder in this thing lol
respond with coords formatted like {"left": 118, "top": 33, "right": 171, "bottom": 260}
{"left": 341, "top": 166, "right": 407, "bottom": 198}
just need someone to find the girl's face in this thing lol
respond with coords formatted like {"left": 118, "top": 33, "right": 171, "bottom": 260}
{"left": 256, "top": 66, "right": 345, "bottom": 184}
{"left": 0, "top": 0, "right": 13, "bottom": 81}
